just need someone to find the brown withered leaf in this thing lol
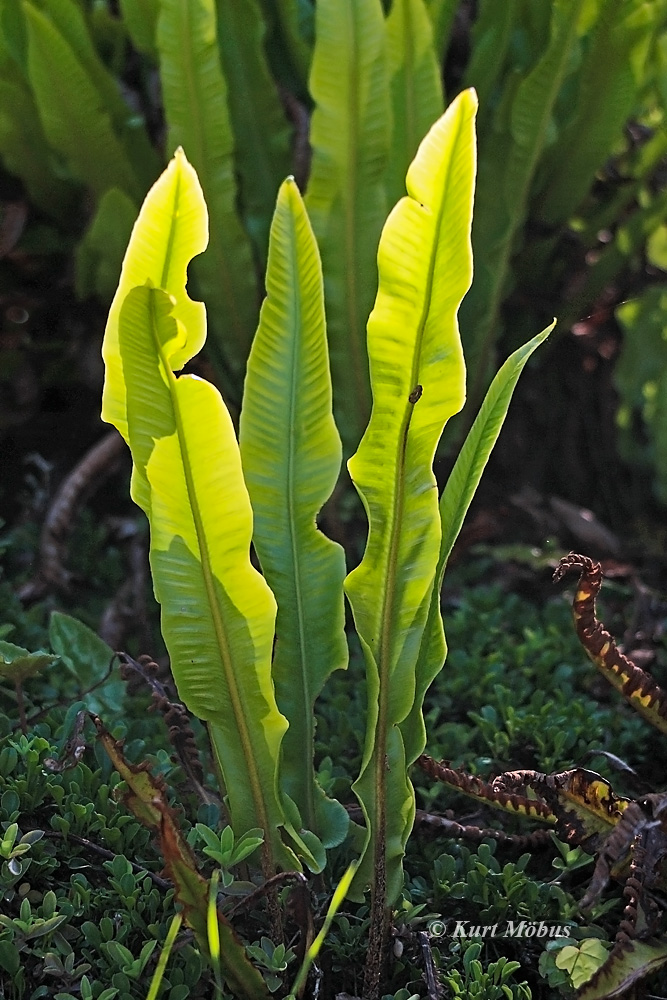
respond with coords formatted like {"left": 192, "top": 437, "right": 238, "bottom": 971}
{"left": 494, "top": 768, "right": 630, "bottom": 855}
{"left": 92, "top": 716, "right": 270, "bottom": 1000}
{"left": 417, "top": 755, "right": 555, "bottom": 822}
{"left": 576, "top": 938, "right": 667, "bottom": 1000}
{"left": 414, "top": 809, "right": 553, "bottom": 850}
{"left": 554, "top": 553, "right": 667, "bottom": 735}
{"left": 580, "top": 793, "right": 667, "bottom": 911}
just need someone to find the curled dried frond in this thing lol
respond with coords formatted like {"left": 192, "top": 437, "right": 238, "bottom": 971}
{"left": 554, "top": 553, "right": 667, "bottom": 734}
{"left": 414, "top": 809, "right": 553, "bottom": 850}
{"left": 577, "top": 822, "right": 667, "bottom": 1000}
{"left": 614, "top": 833, "right": 664, "bottom": 945}
{"left": 417, "top": 755, "right": 554, "bottom": 821}
{"left": 118, "top": 652, "right": 209, "bottom": 798}
{"left": 493, "top": 767, "right": 629, "bottom": 856}
{"left": 581, "top": 793, "right": 667, "bottom": 912}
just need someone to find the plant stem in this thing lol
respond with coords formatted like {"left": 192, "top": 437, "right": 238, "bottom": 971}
{"left": 15, "top": 680, "right": 27, "bottom": 734}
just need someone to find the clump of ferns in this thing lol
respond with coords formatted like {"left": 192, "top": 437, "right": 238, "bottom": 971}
{"left": 416, "top": 554, "right": 667, "bottom": 999}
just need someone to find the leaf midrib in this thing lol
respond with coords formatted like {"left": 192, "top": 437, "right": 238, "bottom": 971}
{"left": 285, "top": 219, "right": 316, "bottom": 829}
{"left": 148, "top": 288, "right": 272, "bottom": 850}
{"left": 344, "top": 3, "right": 368, "bottom": 427}
{"left": 372, "top": 102, "right": 468, "bottom": 864}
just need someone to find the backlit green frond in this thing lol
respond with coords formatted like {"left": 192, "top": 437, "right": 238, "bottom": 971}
{"left": 240, "top": 179, "right": 348, "bottom": 849}
{"left": 345, "top": 89, "right": 477, "bottom": 903}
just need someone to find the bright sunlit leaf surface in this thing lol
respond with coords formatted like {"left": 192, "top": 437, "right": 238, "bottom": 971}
{"left": 345, "top": 89, "right": 477, "bottom": 901}
{"left": 101, "top": 150, "right": 296, "bottom": 872}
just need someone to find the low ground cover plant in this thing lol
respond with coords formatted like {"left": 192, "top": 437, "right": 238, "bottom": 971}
{"left": 4, "top": 553, "right": 666, "bottom": 999}
{"left": 3, "top": 546, "right": 667, "bottom": 998}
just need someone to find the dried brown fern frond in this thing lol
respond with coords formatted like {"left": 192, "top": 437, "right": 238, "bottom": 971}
{"left": 554, "top": 553, "right": 667, "bottom": 734}
{"left": 118, "top": 651, "right": 215, "bottom": 805}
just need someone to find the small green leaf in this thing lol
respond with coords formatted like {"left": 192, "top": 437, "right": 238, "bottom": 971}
{"left": 219, "top": 825, "right": 234, "bottom": 856}
{"left": 195, "top": 823, "right": 225, "bottom": 853}
{"left": 25, "top": 913, "right": 68, "bottom": 940}
{"left": 0, "top": 640, "right": 57, "bottom": 684}
{"left": 0, "top": 940, "right": 21, "bottom": 975}
{"left": 106, "top": 940, "right": 135, "bottom": 969}
{"left": 556, "top": 939, "right": 609, "bottom": 990}
{"left": 230, "top": 829, "right": 265, "bottom": 866}
{"left": 48, "top": 612, "right": 122, "bottom": 714}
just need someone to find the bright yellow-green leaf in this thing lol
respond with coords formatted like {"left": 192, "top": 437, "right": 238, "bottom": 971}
{"left": 102, "top": 150, "right": 295, "bottom": 871}
{"left": 556, "top": 939, "right": 609, "bottom": 990}
{"left": 345, "top": 88, "right": 477, "bottom": 902}
{"left": 402, "top": 322, "right": 553, "bottom": 764}
{"left": 101, "top": 148, "right": 207, "bottom": 443}
{"left": 288, "top": 862, "right": 358, "bottom": 999}
{"left": 115, "top": 284, "right": 293, "bottom": 869}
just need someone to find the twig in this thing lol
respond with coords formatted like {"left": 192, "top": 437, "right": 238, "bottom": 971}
{"left": 19, "top": 658, "right": 116, "bottom": 732}
{"left": 227, "top": 871, "right": 308, "bottom": 918}
{"left": 40, "top": 829, "right": 171, "bottom": 889}
{"left": 19, "top": 430, "right": 126, "bottom": 599}
{"left": 418, "top": 930, "right": 443, "bottom": 1000}
{"left": 98, "top": 529, "right": 149, "bottom": 650}
{"left": 15, "top": 679, "right": 27, "bottom": 734}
